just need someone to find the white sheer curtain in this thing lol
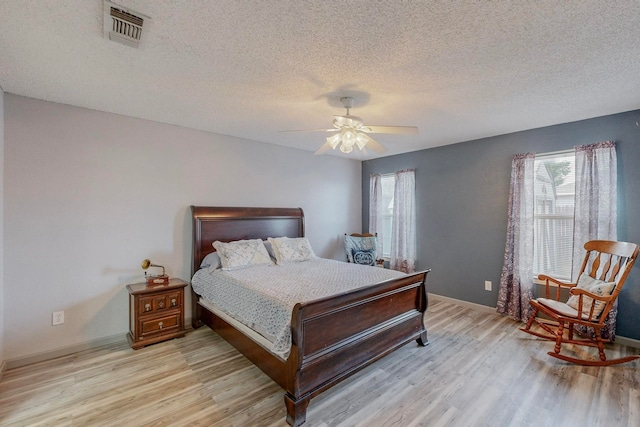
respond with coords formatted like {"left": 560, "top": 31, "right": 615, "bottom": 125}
{"left": 369, "top": 174, "right": 384, "bottom": 258}
{"left": 496, "top": 153, "right": 535, "bottom": 321}
{"left": 572, "top": 141, "right": 617, "bottom": 339}
{"left": 390, "top": 169, "right": 416, "bottom": 273}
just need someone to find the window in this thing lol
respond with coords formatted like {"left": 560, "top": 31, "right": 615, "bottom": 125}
{"left": 370, "top": 169, "right": 416, "bottom": 272}
{"left": 533, "top": 151, "right": 575, "bottom": 280}
{"left": 369, "top": 169, "right": 416, "bottom": 273}
{"left": 380, "top": 174, "right": 394, "bottom": 258}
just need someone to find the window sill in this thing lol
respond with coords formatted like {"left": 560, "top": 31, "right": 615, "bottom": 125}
{"left": 533, "top": 277, "right": 549, "bottom": 286}
{"left": 533, "top": 277, "right": 572, "bottom": 287}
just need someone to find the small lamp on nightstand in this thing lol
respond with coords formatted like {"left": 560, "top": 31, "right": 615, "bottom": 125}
{"left": 141, "top": 259, "right": 169, "bottom": 285}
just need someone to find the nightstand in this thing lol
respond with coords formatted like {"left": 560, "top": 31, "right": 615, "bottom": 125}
{"left": 126, "top": 278, "right": 187, "bottom": 349}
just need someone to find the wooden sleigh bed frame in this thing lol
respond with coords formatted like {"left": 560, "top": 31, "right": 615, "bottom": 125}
{"left": 190, "top": 206, "right": 430, "bottom": 426}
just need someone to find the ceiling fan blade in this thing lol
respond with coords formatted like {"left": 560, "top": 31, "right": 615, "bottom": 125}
{"left": 279, "top": 129, "right": 336, "bottom": 133}
{"left": 363, "top": 125, "right": 419, "bottom": 135}
{"left": 364, "top": 136, "right": 388, "bottom": 154}
{"left": 314, "top": 141, "right": 334, "bottom": 155}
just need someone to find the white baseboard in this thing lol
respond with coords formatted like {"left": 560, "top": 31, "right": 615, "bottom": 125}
{"left": 4, "top": 316, "right": 195, "bottom": 370}
{"left": 429, "top": 293, "right": 497, "bottom": 314}
{"left": 615, "top": 336, "right": 640, "bottom": 349}
{"left": 428, "top": 293, "right": 640, "bottom": 349}
{"left": 5, "top": 333, "right": 127, "bottom": 370}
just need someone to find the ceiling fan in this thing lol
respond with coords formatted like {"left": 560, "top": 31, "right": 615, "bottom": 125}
{"left": 281, "top": 97, "right": 419, "bottom": 155}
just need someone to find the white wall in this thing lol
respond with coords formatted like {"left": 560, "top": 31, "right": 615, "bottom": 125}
{"left": 3, "top": 94, "right": 362, "bottom": 361}
{"left": 0, "top": 89, "right": 5, "bottom": 368}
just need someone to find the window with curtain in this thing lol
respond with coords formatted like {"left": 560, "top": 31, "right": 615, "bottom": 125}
{"left": 497, "top": 141, "right": 617, "bottom": 339}
{"left": 370, "top": 170, "right": 416, "bottom": 273}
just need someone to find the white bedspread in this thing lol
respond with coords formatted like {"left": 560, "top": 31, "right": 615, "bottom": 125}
{"left": 191, "top": 258, "right": 405, "bottom": 358}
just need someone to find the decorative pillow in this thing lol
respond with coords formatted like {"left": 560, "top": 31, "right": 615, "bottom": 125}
{"left": 352, "top": 248, "right": 375, "bottom": 266}
{"left": 344, "top": 235, "right": 377, "bottom": 263}
{"left": 566, "top": 274, "right": 616, "bottom": 318}
{"left": 263, "top": 240, "right": 277, "bottom": 260}
{"left": 200, "top": 252, "right": 221, "bottom": 270}
{"left": 267, "top": 237, "right": 315, "bottom": 264}
{"left": 212, "top": 239, "right": 273, "bottom": 271}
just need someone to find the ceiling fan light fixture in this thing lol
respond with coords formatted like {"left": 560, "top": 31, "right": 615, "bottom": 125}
{"left": 339, "top": 143, "right": 353, "bottom": 154}
{"left": 355, "top": 132, "right": 371, "bottom": 150}
{"left": 326, "top": 133, "right": 341, "bottom": 149}
{"left": 283, "top": 95, "right": 417, "bottom": 156}
{"left": 328, "top": 128, "right": 370, "bottom": 153}
{"left": 340, "top": 128, "right": 357, "bottom": 147}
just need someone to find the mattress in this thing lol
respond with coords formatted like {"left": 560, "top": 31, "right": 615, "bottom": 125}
{"left": 191, "top": 257, "right": 405, "bottom": 359}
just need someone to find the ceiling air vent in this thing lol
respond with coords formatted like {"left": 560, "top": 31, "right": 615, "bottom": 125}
{"left": 103, "top": 1, "right": 149, "bottom": 48}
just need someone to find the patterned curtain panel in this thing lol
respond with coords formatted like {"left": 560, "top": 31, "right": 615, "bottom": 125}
{"left": 572, "top": 141, "right": 618, "bottom": 340}
{"left": 497, "top": 153, "right": 535, "bottom": 321}
{"left": 572, "top": 141, "right": 617, "bottom": 277}
{"left": 390, "top": 169, "right": 416, "bottom": 273}
{"left": 369, "top": 174, "right": 384, "bottom": 258}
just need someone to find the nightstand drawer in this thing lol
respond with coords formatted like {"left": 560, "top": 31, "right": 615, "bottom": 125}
{"left": 138, "top": 291, "right": 182, "bottom": 314}
{"left": 139, "top": 312, "right": 181, "bottom": 337}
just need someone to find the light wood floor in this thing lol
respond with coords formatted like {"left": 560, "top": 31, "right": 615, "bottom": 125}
{"left": 1, "top": 299, "right": 639, "bottom": 427}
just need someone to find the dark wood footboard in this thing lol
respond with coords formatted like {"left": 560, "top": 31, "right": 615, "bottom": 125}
{"left": 283, "top": 270, "right": 429, "bottom": 426}
{"left": 196, "top": 270, "right": 428, "bottom": 426}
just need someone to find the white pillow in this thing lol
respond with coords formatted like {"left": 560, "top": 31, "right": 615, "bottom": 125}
{"left": 200, "top": 252, "right": 221, "bottom": 270}
{"left": 566, "top": 274, "right": 616, "bottom": 318}
{"left": 212, "top": 239, "right": 274, "bottom": 271}
{"left": 267, "top": 237, "right": 315, "bottom": 264}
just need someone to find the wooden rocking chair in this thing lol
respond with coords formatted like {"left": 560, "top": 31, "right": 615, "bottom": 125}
{"left": 521, "top": 240, "right": 639, "bottom": 366}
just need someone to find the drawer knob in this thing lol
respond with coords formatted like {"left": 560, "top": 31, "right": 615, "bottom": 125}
{"left": 144, "top": 303, "right": 151, "bottom": 312}
{"left": 170, "top": 298, "right": 177, "bottom": 307}
{"left": 158, "top": 321, "right": 163, "bottom": 330}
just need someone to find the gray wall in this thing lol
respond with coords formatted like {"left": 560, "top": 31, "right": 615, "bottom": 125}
{"left": 363, "top": 109, "right": 640, "bottom": 340}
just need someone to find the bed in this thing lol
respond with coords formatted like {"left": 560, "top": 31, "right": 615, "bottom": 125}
{"left": 190, "top": 206, "right": 430, "bottom": 426}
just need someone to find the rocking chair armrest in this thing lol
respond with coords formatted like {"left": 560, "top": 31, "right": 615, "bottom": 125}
{"left": 568, "top": 288, "right": 616, "bottom": 321}
{"left": 537, "top": 274, "right": 576, "bottom": 300}
{"left": 569, "top": 287, "right": 616, "bottom": 302}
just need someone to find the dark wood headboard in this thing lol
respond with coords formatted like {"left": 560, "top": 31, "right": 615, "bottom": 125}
{"left": 190, "top": 206, "right": 305, "bottom": 277}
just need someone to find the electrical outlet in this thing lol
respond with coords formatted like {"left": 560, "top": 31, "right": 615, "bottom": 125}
{"left": 484, "top": 281, "right": 492, "bottom": 291}
{"left": 52, "top": 311, "right": 64, "bottom": 326}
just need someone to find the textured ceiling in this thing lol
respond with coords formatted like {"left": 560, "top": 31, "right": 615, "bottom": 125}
{"left": 1, "top": 1, "right": 640, "bottom": 160}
